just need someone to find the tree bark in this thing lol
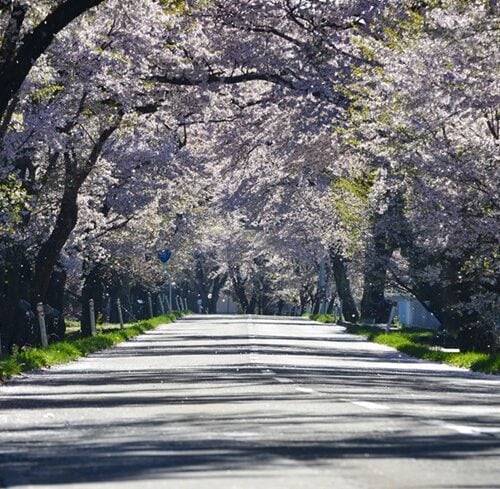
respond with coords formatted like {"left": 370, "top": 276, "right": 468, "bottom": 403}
{"left": 359, "top": 234, "right": 394, "bottom": 323}
{"left": 81, "top": 264, "right": 105, "bottom": 337}
{"left": 247, "top": 293, "right": 257, "bottom": 314}
{"left": 208, "top": 273, "right": 228, "bottom": 313}
{"left": 231, "top": 266, "right": 250, "bottom": 313}
{"left": 31, "top": 167, "right": 80, "bottom": 304}
{"left": 330, "top": 252, "right": 359, "bottom": 323}
{"left": 360, "top": 192, "right": 408, "bottom": 323}
{"left": 0, "top": 244, "right": 30, "bottom": 352}
{"left": 0, "top": 0, "right": 105, "bottom": 119}
{"left": 30, "top": 123, "right": 119, "bottom": 306}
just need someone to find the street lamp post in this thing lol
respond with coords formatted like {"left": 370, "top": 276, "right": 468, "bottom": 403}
{"left": 157, "top": 248, "right": 173, "bottom": 312}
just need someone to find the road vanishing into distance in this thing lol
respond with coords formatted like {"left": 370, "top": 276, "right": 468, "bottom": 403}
{"left": 1, "top": 315, "right": 499, "bottom": 488}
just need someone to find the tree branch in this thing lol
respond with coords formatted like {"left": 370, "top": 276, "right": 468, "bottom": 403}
{"left": 0, "top": 0, "right": 106, "bottom": 119}
{"left": 154, "top": 71, "right": 296, "bottom": 91}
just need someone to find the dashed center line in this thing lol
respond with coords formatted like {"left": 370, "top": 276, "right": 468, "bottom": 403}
{"left": 273, "top": 377, "right": 293, "bottom": 384}
{"left": 295, "top": 387, "right": 316, "bottom": 394}
{"left": 220, "top": 432, "right": 259, "bottom": 438}
{"left": 439, "top": 423, "right": 500, "bottom": 437}
{"left": 351, "top": 401, "right": 389, "bottom": 411}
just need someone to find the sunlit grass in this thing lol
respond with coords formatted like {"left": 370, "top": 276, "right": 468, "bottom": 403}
{"left": 307, "top": 314, "right": 499, "bottom": 375}
{"left": 0, "top": 313, "right": 183, "bottom": 382}
{"left": 306, "top": 313, "right": 340, "bottom": 324}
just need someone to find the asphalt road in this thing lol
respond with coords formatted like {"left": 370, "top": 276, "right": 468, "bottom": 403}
{"left": 1, "top": 315, "right": 499, "bottom": 488}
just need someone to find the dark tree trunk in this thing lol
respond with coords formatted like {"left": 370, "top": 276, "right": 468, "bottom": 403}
{"left": 360, "top": 192, "right": 408, "bottom": 323}
{"left": 247, "top": 293, "right": 257, "bottom": 314}
{"left": 81, "top": 265, "right": 105, "bottom": 337}
{"left": 45, "top": 266, "right": 67, "bottom": 313}
{"left": 359, "top": 235, "right": 394, "bottom": 323}
{"left": 208, "top": 273, "right": 228, "bottom": 313}
{"left": 0, "top": 0, "right": 105, "bottom": 120}
{"left": 312, "top": 292, "right": 321, "bottom": 315}
{"left": 327, "top": 297, "right": 336, "bottom": 314}
{"left": 45, "top": 266, "right": 67, "bottom": 341}
{"left": 0, "top": 245, "right": 31, "bottom": 352}
{"left": 194, "top": 259, "right": 208, "bottom": 311}
{"left": 231, "top": 267, "right": 250, "bottom": 313}
{"left": 330, "top": 252, "right": 359, "bottom": 323}
{"left": 253, "top": 273, "right": 273, "bottom": 315}
{"left": 31, "top": 182, "right": 79, "bottom": 305}
{"left": 30, "top": 123, "right": 119, "bottom": 308}
{"left": 299, "top": 286, "right": 311, "bottom": 315}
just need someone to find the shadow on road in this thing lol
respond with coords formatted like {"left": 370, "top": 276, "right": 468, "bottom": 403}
{"left": 1, "top": 318, "right": 499, "bottom": 486}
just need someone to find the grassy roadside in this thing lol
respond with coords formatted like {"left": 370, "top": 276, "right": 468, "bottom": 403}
{"left": 0, "top": 312, "right": 183, "bottom": 382}
{"left": 307, "top": 313, "right": 500, "bottom": 375}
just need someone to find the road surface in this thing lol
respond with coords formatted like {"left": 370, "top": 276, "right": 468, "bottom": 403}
{"left": 1, "top": 315, "right": 499, "bottom": 488}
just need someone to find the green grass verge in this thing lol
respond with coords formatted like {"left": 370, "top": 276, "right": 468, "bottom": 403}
{"left": 306, "top": 314, "right": 500, "bottom": 375}
{"left": 305, "top": 313, "right": 340, "bottom": 324}
{"left": 0, "top": 312, "right": 183, "bottom": 382}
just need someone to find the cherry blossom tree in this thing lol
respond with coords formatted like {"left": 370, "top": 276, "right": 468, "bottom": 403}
{"left": 0, "top": 0, "right": 187, "bottom": 346}
{"left": 0, "top": 0, "right": 107, "bottom": 129}
{"left": 336, "top": 0, "right": 499, "bottom": 348}
{"left": 0, "top": 0, "right": 497, "bottom": 354}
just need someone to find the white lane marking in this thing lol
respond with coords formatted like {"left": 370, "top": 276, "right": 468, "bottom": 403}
{"left": 440, "top": 423, "right": 500, "bottom": 436}
{"left": 295, "top": 387, "right": 316, "bottom": 394}
{"left": 221, "top": 432, "right": 258, "bottom": 438}
{"left": 273, "top": 377, "right": 293, "bottom": 384}
{"left": 351, "top": 401, "right": 389, "bottom": 411}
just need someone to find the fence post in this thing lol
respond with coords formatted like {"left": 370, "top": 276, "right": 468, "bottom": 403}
{"left": 36, "top": 302, "right": 49, "bottom": 348}
{"left": 148, "top": 292, "right": 154, "bottom": 318}
{"left": 158, "top": 295, "right": 165, "bottom": 315}
{"left": 175, "top": 296, "right": 181, "bottom": 311}
{"left": 89, "top": 299, "right": 97, "bottom": 336}
{"left": 164, "top": 294, "right": 172, "bottom": 312}
{"left": 117, "top": 298, "right": 124, "bottom": 329}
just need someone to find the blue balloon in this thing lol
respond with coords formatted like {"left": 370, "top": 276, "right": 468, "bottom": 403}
{"left": 158, "top": 249, "right": 172, "bottom": 263}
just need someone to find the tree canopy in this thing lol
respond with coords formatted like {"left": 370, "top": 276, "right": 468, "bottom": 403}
{"left": 0, "top": 0, "right": 498, "bottom": 353}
